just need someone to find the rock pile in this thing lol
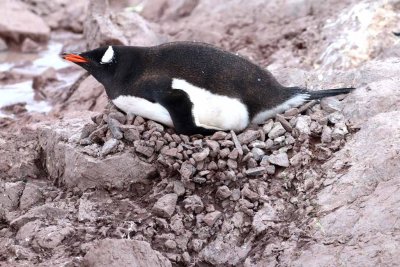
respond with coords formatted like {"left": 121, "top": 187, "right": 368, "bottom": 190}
{"left": 79, "top": 98, "right": 350, "bottom": 183}
{"left": 59, "top": 96, "right": 353, "bottom": 266}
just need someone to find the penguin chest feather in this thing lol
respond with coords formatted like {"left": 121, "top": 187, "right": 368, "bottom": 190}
{"left": 112, "top": 96, "right": 174, "bottom": 127}
{"left": 171, "top": 78, "right": 249, "bottom": 131}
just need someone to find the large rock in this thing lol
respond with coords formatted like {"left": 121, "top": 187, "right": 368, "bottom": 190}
{"left": 21, "top": 0, "right": 88, "bottom": 33}
{"left": 152, "top": 193, "right": 178, "bottom": 218}
{"left": 37, "top": 117, "right": 157, "bottom": 190}
{"left": 288, "top": 111, "right": 400, "bottom": 266}
{"left": 83, "top": 0, "right": 162, "bottom": 49}
{"left": 83, "top": 239, "right": 172, "bottom": 267}
{"left": 0, "top": 128, "right": 41, "bottom": 181}
{"left": 10, "top": 204, "right": 68, "bottom": 229}
{"left": 342, "top": 71, "right": 400, "bottom": 126}
{"left": 0, "top": 182, "right": 25, "bottom": 211}
{"left": 200, "top": 237, "right": 251, "bottom": 266}
{"left": 57, "top": 76, "right": 108, "bottom": 114}
{"left": 141, "top": 0, "right": 200, "bottom": 21}
{"left": 0, "top": 0, "right": 50, "bottom": 43}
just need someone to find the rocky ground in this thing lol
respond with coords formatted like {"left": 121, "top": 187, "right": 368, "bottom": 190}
{"left": 1, "top": 0, "right": 400, "bottom": 266}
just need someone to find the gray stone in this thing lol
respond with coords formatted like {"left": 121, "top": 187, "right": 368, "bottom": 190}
{"left": 231, "top": 189, "right": 241, "bottom": 201}
{"left": 164, "top": 239, "right": 177, "bottom": 249}
{"left": 208, "top": 161, "right": 218, "bottom": 170}
{"left": 0, "top": 0, "right": 50, "bottom": 43}
{"left": 250, "top": 140, "right": 266, "bottom": 149}
{"left": 217, "top": 160, "right": 227, "bottom": 169}
{"left": 136, "top": 145, "right": 155, "bottom": 157}
{"left": 183, "top": 195, "right": 204, "bottom": 213}
{"left": 61, "top": 148, "right": 155, "bottom": 190}
{"left": 193, "top": 176, "right": 207, "bottom": 184}
{"left": 284, "top": 108, "right": 299, "bottom": 117}
{"left": 241, "top": 184, "right": 259, "bottom": 201}
{"left": 245, "top": 167, "right": 266, "bottom": 176}
{"left": 16, "top": 220, "right": 42, "bottom": 246}
{"left": 275, "top": 114, "right": 293, "bottom": 132}
{"left": 108, "top": 118, "right": 124, "bottom": 139}
{"left": 342, "top": 77, "right": 400, "bottom": 126}
{"left": 321, "top": 97, "right": 342, "bottom": 113}
{"left": 205, "top": 140, "right": 220, "bottom": 154}
{"left": 211, "top": 131, "right": 228, "bottom": 140}
{"left": 268, "top": 153, "right": 289, "bottom": 167}
{"left": 80, "top": 123, "right": 98, "bottom": 139}
{"left": 262, "top": 119, "right": 274, "bottom": 134}
{"left": 84, "top": 0, "right": 160, "bottom": 49}
{"left": 298, "top": 100, "right": 317, "bottom": 113}
{"left": 11, "top": 204, "right": 68, "bottom": 229}
{"left": 19, "top": 183, "right": 43, "bottom": 210}
{"left": 295, "top": 116, "right": 311, "bottom": 135}
{"left": 21, "top": 37, "right": 41, "bottom": 53}
{"left": 251, "top": 147, "right": 265, "bottom": 161}
{"left": 152, "top": 193, "right": 178, "bottom": 218}
{"left": 227, "top": 159, "right": 238, "bottom": 169}
{"left": 180, "top": 161, "right": 196, "bottom": 180}
{"left": 268, "top": 122, "right": 286, "bottom": 139}
{"left": 0, "top": 182, "right": 25, "bottom": 211}
{"left": 274, "top": 136, "right": 285, "bottom": 145}
{"left": 173, "top": 181, "right": 185, "bottom": 196}
{"left": 228, "top": 148, "right": 239, "bottom": 159}
{"left": 78, "top": 193, "right": 97, "bottom": 222}
{"left": 321, "top": 125, "right": 333, "bottom": 143}
{"left": 252, "top": 203, "right": 278, "bottom": 234}
{"left": 332, "top": 122, "right": 348, "bottom": 140}
{"left": 83, "top": 239, "right": 171, "bottom": 267}
{"left": 147, "top": 121, "right": 164, "bottom": 131}
{"left": 265, "top": 139, "right": 274, "bottom": 149}
{"left": 192, "top": 148, "right": 210, "bottom": 161}
{"left": 237, "top": 130, "right": 260, "bottom": 144}
{"left": 200, "top": 236, "right": 251, "bottom": 266}
{"left": 219, "top": 148, "right": 230, "bottom": 158}
{"left": 162, "top": 147, "right": 179, "bottom": 158}
{"left": 108, "top": 112, "right": 127, "bottom": 124}
{"left": 230, "top": 130, "right": 244, "bottom": 156}
{"left": 328, "top": 112, "right": 344, "bottom": 124}
{"left": 216, "top": 186, "right": 232, "bottom": 199}
{"left": 220, "top": 140, "right": 235, "bottom": 147}
{"left": 101, "top": 138, "right": 119, "bottom": 156}
{"left": 290, "top": 111, "right": 400, "bottom": 267}
{"left": 203, "top": 211, "right": 222, "bottom": 227}
{"left": 266, "top": 165, "right": 276, "bottom": 175}
{"left": 36, "top": 225, "right": 74, "bottom": 249}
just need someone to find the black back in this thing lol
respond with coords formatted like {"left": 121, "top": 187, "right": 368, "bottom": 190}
{"left": 81, "top": 42, "right": 296, "bottom": 118}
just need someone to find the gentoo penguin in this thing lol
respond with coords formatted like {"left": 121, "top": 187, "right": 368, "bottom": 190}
{"left": 62, "top": 42, "right": 354, "bottom": 135}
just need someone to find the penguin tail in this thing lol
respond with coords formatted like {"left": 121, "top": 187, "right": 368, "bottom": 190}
{"left": 304, "top": 87, "right": 355, "bottom": 100}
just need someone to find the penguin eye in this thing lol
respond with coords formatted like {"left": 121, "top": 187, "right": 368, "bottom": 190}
{"left": 100, "top": 46, "right": 115, "bottom": 64}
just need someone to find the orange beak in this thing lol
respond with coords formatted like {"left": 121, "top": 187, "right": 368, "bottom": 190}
{"left": 62, "top": 53, "right": 88, "bottom": 63}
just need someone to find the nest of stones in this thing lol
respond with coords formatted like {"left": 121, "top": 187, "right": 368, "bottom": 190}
{"left": 78, "top": 97, "right": 352, "bottom": 197}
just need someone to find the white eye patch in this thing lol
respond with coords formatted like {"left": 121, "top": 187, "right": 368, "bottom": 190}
{"left": 101, "top": 46, "right": 114, "bottom": 64}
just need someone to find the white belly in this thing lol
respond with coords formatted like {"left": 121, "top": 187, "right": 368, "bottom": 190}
{"left": 171, "top": 78, "right": 249, "bottom": 131}
{"left": 112, "top": 95, "right": 173, "bottom": 127}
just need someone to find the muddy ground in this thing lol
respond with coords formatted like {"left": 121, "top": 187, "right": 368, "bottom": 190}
{"left": 1, "top": 0, "right": 400, "bottom": 266}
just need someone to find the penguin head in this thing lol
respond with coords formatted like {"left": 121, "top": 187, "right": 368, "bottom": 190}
{"left": 62, "top": 45, "right": 121, "bottom": 88}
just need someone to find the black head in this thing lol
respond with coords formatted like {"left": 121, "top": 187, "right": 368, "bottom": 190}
{"left": 62, "top": 45, "right": 128, "bottom": 95}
